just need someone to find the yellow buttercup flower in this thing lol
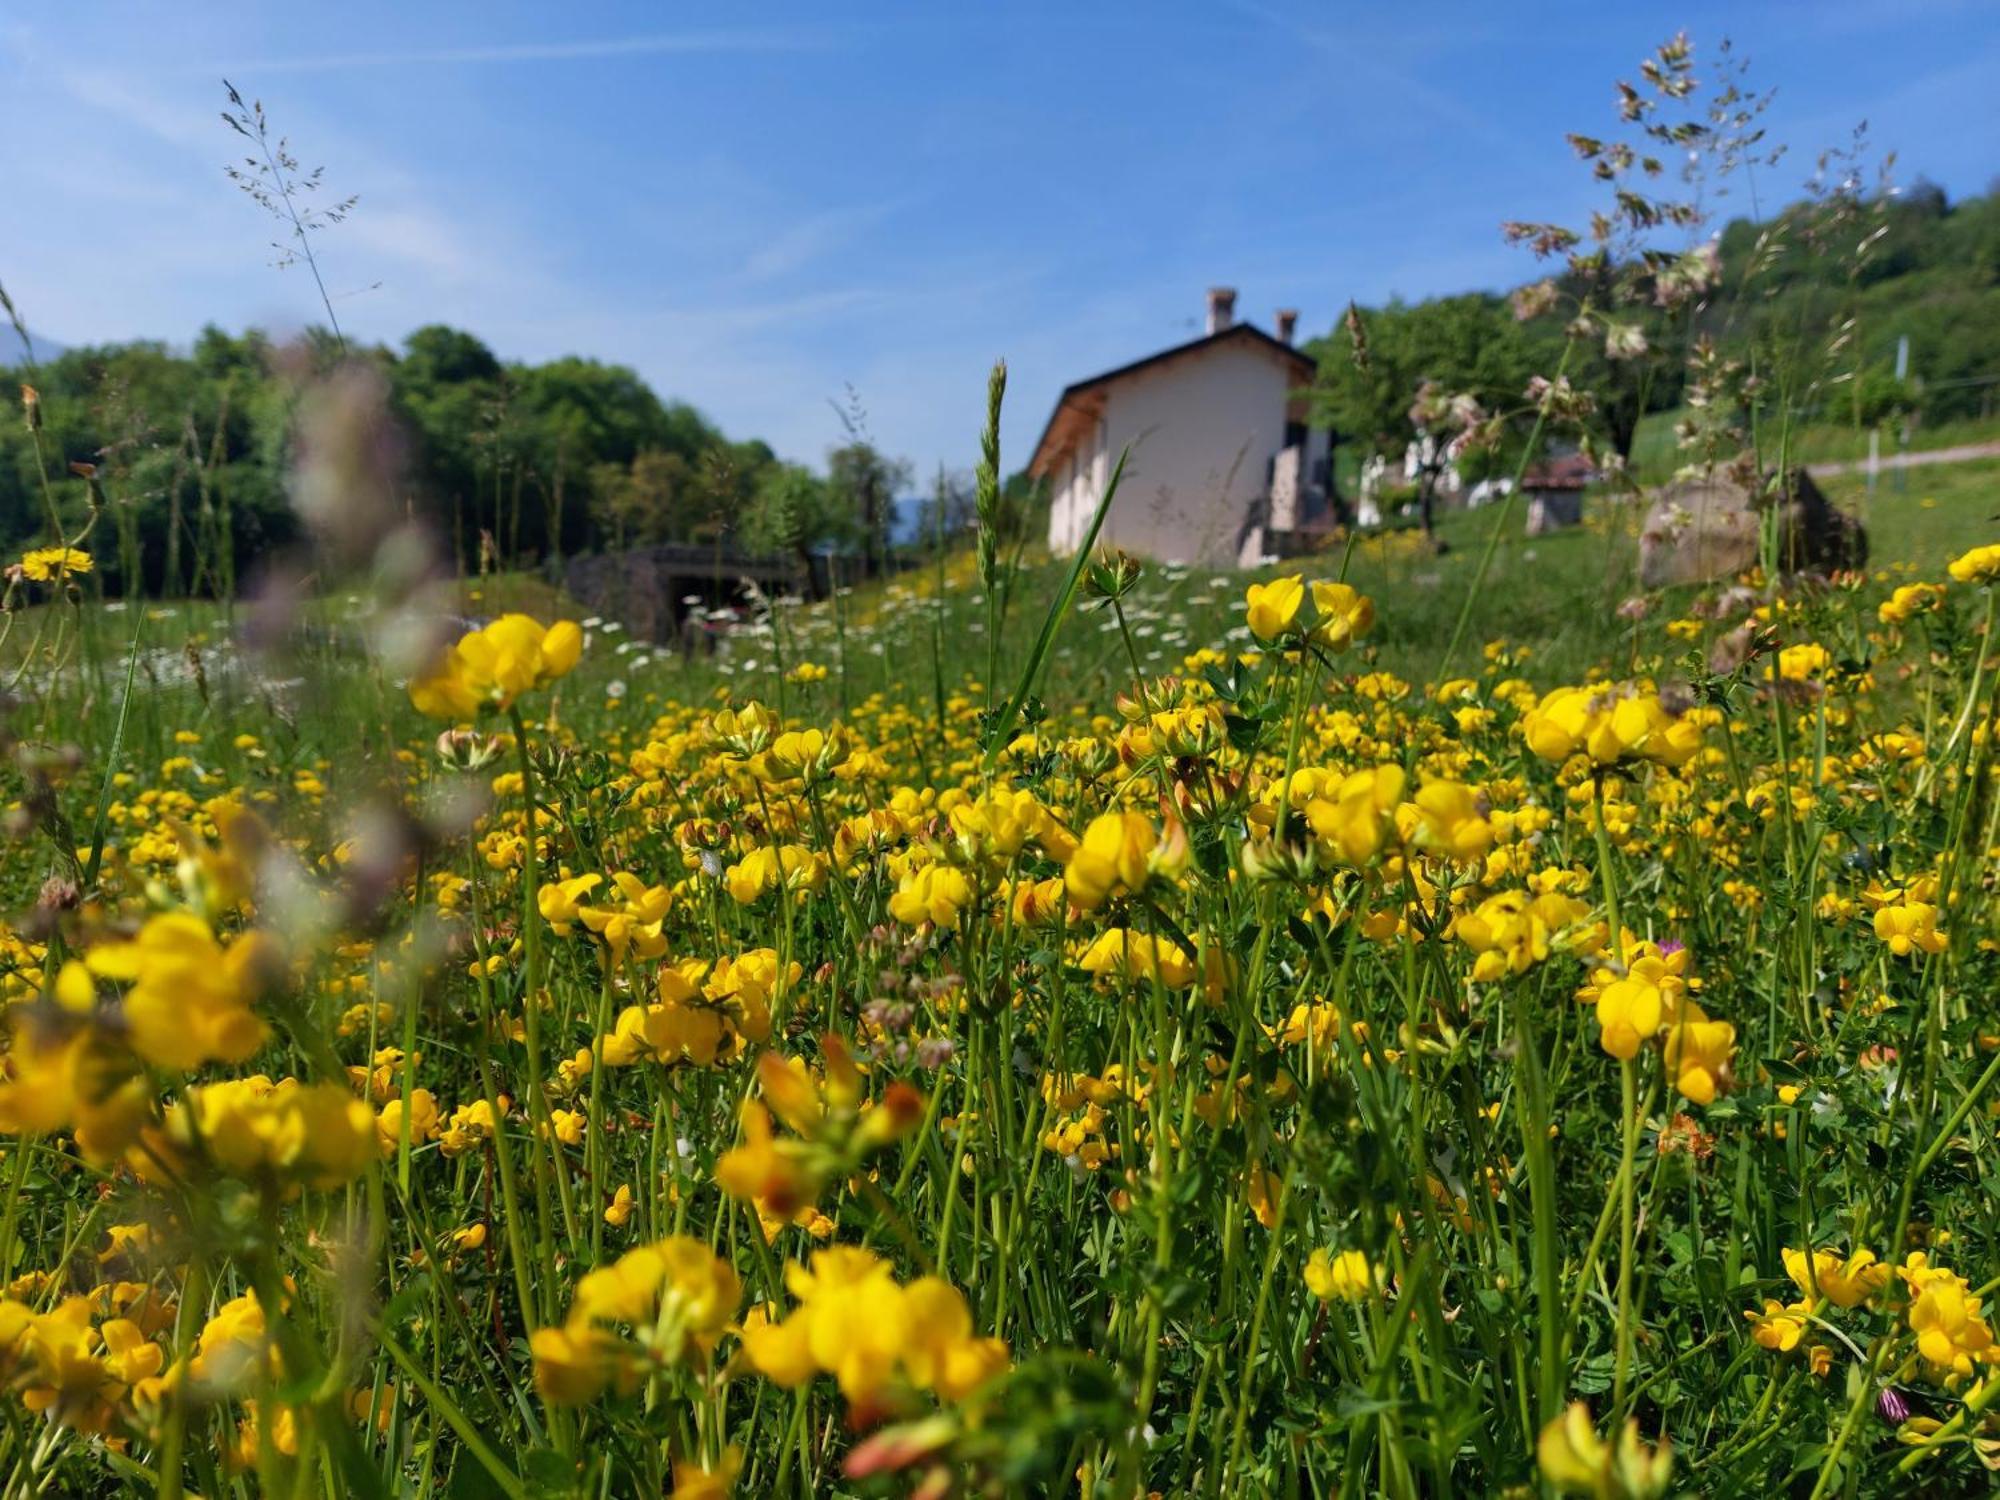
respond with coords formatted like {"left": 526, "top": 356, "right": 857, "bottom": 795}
{"left": 1006, "top": 875, "right": 1069, "bottom": 927}
{"left": 899, "top": 1276, "right": 1011, "bottom": 1401}
{"left": 1308, "top": 581, "right": 1374, "bottom": 651}
{"left": 1662, "top": 1003, "right": 1735, "bottom": 1105}
{"left": 1536, "top": 1402, "right": 1672, "bottom": 1499}
{"left": 1878, "top": 582, "right": 1945, "bottom": 624}
{"left": 1301, "top": 764, "right": 1406, "bottom": 867}
{"left": 1063, "top": 811, "right": 1186, "bottom": 911}
{"left": 1399, "top": 780, "right": 1492, "bottom": 865}
{"left": 1454, "top": 889, "right": 1589, "bottom": 982}
{"left": 888, "top": 862, "right": 976, "bottom": 928}
{"left": 0, "top": 1006, "right": 150, "bottom": 1163}
{"left": 1771, "top": 643, "right": 1830, "bottom": 682}
{"left": 1521, "top": 685, "right": 1699, "bottom": 768}
{"left": 602, "top": 996, "right": 729, "bottom": 1069}
{"left": 537, "top": 874, "right": 603, "bottom": 936}
{"left": 17, "top": 547, "right": 93, "bottom": 583}
{"left": 85, "top": 913, "right": 278, "bottom": 1072}
{"left": 1745, "top": 1299, "right": 1806, "bottom": 1351}
{"left": 408, "top": 614, "right": 583, "bottom": 719}
{"left": 1076, "top": 928, "right": 1197, "bottom": 989}
{"left": 737, "top": 1303, "right": 818, "bottom": 1386}
{"left": 715, "top": 1039, "right": 920, "bottom": 1230}
{"left": 148, "top": 1077, "right": 375, "bottom": 1193}
{"left": 1782, "top": 1246, "right": 1889, "bottom": 1310}
{"left": 575, "top": 873, "right": 673, "bottom": 961}
{"left": 1245, "top": 575, "right": 1307, "bottom": 642}
{"left": 186, "top": 1292, "right": 273, "bottom": 1390}
{"left": 670, "top": 1447, "right": 742, "bottom": 1499}
{"left": 1902, "top": 1258, "right": 1997, "bottom": 1383}
{"left": 0, "top": 1295, "right": 164, "bottom": 1434}
{"left": 737, "top": 1246, "right": 1007, "bottom": 1411}
{"left": 724, "top": 844, "right": 822, "bottom": 905}
{"left": 1874, "top": 900, "right": 1945, "bottom": 957}
{"left": 534, "top": 1235, "right": 742, "bottom": 1405}
{"left": 707, "top": 702, "right": 777, "bottom": 757}
{"left": 757, "top": 727, "right": 846, "bottom": 785}
{"left": 946, "top": 783, "right": 1073, "bottom": 865}
{"left": 527, "top": 1324, "right": 618, "bottom": 1406}
{"left": 1304, "top": 1248, "right": 1383, "bottom": 1302}
{"left": 1946, "top": 542, "right": 2000, "bottom": 586}
{"left": 374, "top": 1089, "right": 441, "bottom": 1157}
{"left": 1594, "top": 972, "right": 1664, "bottom": 1060}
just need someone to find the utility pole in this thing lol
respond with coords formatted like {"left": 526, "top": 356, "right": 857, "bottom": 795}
{"left": 1895, "top": 333, "right": 1911, "bottom": 497}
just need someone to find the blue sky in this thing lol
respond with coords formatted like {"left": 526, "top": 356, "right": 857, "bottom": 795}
{"left": 4, "top": 2, "right": 1996, "bottom": 478}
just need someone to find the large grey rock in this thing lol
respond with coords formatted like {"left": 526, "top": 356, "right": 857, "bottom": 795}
{"left": 1638, "top": 468, "right": 1867, "bottom": 589}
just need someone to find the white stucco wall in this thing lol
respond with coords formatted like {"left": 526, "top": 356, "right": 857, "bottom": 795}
{"left": 1044, "top": 339, "right": 1299, "bottom": 566}
{"left": 1046, "top": 426, "right": 1109, "bottom": 556}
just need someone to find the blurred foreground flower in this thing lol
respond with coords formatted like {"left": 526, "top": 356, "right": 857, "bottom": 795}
{"left": 1536, "top": 1402, "right": 1672, "bottom": 1499}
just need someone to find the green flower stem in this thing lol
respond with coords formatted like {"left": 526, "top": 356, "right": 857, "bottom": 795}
{"left": 585, "top": 957, "right": 617, "bottom": 1264}
{"left": 1514, "top": 991, "right": 1566, "bottom": 1426}
{"left": 1613, "top": 1054, "right": 1640, "bottom": 1417}
{"left": 465, "top": 847, "right": 552, "bottom": 1334}
{"left": 1223, "top": 1152, "right": 1296, "bottom": 1492}
{"left": 508, "top": 707, "right": 568, "bottom": 1312}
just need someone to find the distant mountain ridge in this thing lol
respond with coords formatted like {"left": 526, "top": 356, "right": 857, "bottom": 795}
{"left": 1, "top": 325, "right": 67, "bottom": 369}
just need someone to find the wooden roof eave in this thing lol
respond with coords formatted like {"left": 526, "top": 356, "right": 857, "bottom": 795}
{"left": 1030, "top": 389, "right": 1107, "bottom": 478}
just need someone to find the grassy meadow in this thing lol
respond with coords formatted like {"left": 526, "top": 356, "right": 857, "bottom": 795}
{"left": 0, "top": 428, "right": 1998, "bottom": 1498}
{"left": 9, "top": 16, "right": 2000, "bottom": 1495}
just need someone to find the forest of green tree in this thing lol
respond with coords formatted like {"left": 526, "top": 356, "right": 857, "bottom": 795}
{"left": 3, "top": 180, "right": 1996, "bottom": 596}
{"left": 0, "top": 320, "right": 924, "bottom": 599}
{"left": 1306, "top": 180, "right": 2000, "bottom": 480}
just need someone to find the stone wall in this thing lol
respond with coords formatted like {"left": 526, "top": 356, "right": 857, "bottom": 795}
{"left": 561, "top": 546, "right": 799, "bottom": 643}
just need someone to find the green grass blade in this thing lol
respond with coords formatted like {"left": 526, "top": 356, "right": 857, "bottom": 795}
{"left": 980, "top": 445, "right": 1128, "bottom": 774}
{"left": 83, "top": 610, "right": 146, "bottom": 889}
{"left": 378, "top": 1329, "right": 533, "bottom": 1500}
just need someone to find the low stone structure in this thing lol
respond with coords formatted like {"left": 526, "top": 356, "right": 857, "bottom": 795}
{"left": 561, "top": 545, "right": 800, "bottom": 644}
{"left": 1638, "top": 468, "right": 1867, "bottom": 589}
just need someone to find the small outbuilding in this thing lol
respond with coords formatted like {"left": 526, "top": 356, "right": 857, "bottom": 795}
{"left": 1520, "top": 452, "right": 1598, "bottom": 535}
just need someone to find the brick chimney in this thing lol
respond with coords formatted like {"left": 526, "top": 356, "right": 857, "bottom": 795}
{"left": 1205, "top": 287, "right": 1237, "bottom": 335}
{"left": 1275, "top": 308, "right": 1299, "bottom": 345}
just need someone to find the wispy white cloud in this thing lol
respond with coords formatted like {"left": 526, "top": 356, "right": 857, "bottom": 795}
{"left": 1, "top": 34, "right": 539, "bottom": 349}
{"left": 1777, "top": 43, "right": 2000, "bottom": 174}
{"left": 738, "top": 197, "right": 915, "bottom": 284}
{"left": 7, "top": 4, "right": 1988, "bottom": 487}
{"left": 209, "top": 29, "right": 837, "bottom": 77}
{"left": 338, "top": 207, "right": 481, "bottom": 286}
{"left": 1221, "top": 0, "right": 1538, "bottom": 166}
{"left": 56, "top": 62, "right": 222, "bottom": 151}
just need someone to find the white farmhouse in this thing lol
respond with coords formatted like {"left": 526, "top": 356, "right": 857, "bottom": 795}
{"left": 1031, "top": 289, "right": 1332, "bottom": 567}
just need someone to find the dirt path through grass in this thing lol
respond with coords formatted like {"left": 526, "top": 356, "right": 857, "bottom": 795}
{"left": 1809, "top": 439, "right": 2000, "bottom": 476}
